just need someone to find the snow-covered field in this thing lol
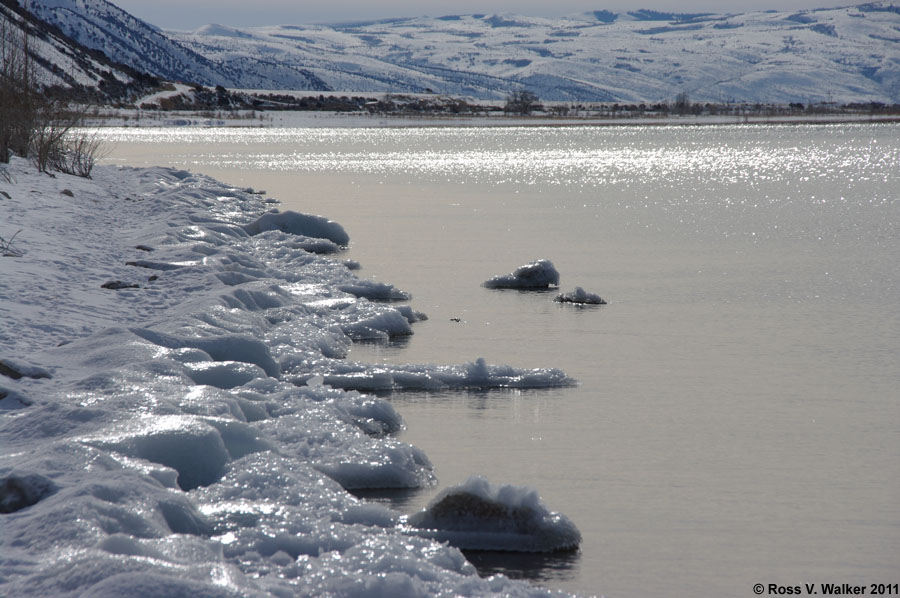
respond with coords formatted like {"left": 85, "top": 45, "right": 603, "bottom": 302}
{"left": 0, "top": 158, "right": 579, "bottom": 597}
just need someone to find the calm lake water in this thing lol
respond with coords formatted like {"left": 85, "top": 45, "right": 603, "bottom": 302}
{"left": 98, "top": 123, "right": 900, "bottom": 597}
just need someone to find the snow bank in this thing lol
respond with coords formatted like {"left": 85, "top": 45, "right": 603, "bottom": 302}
{"left": 482, "top": 259, "right": 560, "bottom": 289}
{"left": 407, "top": 475, "right": 582, "bottom": 553}
{"left": 555, "top": 287, "right": 607, "bottom": 305}
{"left": 0, "top": 158, "right": 577, "bottom": 597}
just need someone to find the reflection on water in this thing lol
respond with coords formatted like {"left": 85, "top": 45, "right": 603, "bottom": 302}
{"left": 348, "top": 487, "right": 427, "bottom": 511}
{"left": 351, "top": 335, "right": 412, "bottom": 351}
{"left": 349, "top": 479, "right": 585, "bottom": 587}
{"left": 463, "top": 549, "right": 582, "bottom": 585}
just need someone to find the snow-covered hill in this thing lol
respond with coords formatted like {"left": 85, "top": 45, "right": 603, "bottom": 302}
{"left": 169, "top": 4, "right": 900, "bottom": 103}
{"left": 18, "top": 0, "right": 246, "bottom": 87}
{"left": 0, "top": 0, "right": 147, "bottom": 98}
{"left": 14, "top": 0, "right": 900, "bottom": 103}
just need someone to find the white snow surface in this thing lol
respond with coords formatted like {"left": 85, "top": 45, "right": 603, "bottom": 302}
{"left": 407, "top": 475, "right": 582, "bottom": 553}
{"left": 483, "top": 259, "right": 561, "bottom": 290}
{"left": 0, "top": 158, "right": 577, "bottom": 597}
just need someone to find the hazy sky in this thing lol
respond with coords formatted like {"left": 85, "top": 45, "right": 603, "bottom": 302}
{"left": 110, "top": 0, "right": 858, "bottom": 30}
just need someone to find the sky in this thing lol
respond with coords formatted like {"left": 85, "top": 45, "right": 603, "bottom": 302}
{"left": 110, "top": 0, "right": 860, "bottom": 30}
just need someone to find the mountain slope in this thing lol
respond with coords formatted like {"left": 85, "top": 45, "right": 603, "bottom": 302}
{"left": 19, "top": 0, "right": 242, "bottom": 86}
{"left": 0, "top": 0, "right": 152, "bottom": 99}
{"left": 170, "top": 3, "right": 900, "bottom": 103}
{"left": 15, "top": 0, "right": 900, "bottom": 103}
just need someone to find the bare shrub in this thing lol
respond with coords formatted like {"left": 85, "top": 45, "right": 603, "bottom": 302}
{"left": 52, "top": 129, "right": 107, "bottom": 178}
{"left": 29, "top": 100, "right": 77, "bottom": 173}
{"left": 1, "top": 16, "right": 103, "bottom": 177}
{"left": 0, "top": 16, "right": 38, "bottom": 162}
{"left": 1, "top": 230, "right": 24, "bottom": 257}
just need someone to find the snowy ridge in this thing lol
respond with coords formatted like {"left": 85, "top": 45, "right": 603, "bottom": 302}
{"left": 171, "top": 3, "right": 900, "bottom": 103}
{"left": 19, "top": 0, "right": 243, "bottom": 87}
{"left": 15, "top": 0, "right": 900, "bottom": 102}
{"left": 0, "top": 159, "right": 576, "bottom": 597}
{"left": 0, "top": 1, "right": 138, "bottom": 92}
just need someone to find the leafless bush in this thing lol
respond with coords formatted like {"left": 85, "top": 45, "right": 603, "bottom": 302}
{"left": 28, "top": 100, "right": 77, "bottom": 173}
{"left": 52, "top": 129, "right": 107, "bottom": 178}
{"left": 1, "top": 16, "right": 38, "bottom": 162}
{"left": 1, "top": 16, "right": 103, "bottom": 177}
{"left": 1, "top": 230, "right": 24, "bottom": 257}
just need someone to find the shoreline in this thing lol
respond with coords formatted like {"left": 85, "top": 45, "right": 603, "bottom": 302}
{"left": 0, "top": 157, "right": 580, "bottom": 597}
{"left": 84, "top": 108, "right": 900, "bottom": 129}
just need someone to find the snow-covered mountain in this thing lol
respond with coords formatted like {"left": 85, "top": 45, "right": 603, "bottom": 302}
{"left": 17, "top": 0, "right": 248, "bottom": 87}
{"left": 16, "top": 0, "right": 900, "bottom": 103}
{"left": 170, "top": 4, "right": 900, "bottom": 103}
{"left": 0, "top": 0, "right": 149, "bottom": 98}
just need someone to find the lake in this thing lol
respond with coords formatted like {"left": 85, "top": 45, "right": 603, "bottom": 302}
{"left": 97, "top": 123, "right": 900, "bottom": 597}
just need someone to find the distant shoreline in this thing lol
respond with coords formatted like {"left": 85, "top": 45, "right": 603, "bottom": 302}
{"left": 85, "top": 108, "right": 900, "bottom": 129}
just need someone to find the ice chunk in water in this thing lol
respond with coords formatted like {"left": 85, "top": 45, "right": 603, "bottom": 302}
{"left": 555, "top": 286, "right": 607, "bottom": 305}
{"left": 482, "top": 259, "right": 560, "bottom": 289}
{"left": 407, "top": 475, "right": 581, "bottom": 552}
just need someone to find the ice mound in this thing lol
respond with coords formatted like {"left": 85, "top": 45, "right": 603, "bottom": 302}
{"left": 130, "top": 328, "right": 281, "bottom": 378}
{"left": 242, "top": 209, "right": 350, "bottom": 246}
{"left": 555, "top": 286, "right": 607, "bottom": 305}
{"left": 406, "top": 475, "right": 582, "bottom": 552}
{"left": 482, "top": 259, "right": 560, "bottom": 289}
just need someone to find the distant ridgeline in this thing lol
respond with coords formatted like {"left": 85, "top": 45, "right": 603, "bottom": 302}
{"left": 7, "top": 0, "right": 900, "bottom": 107}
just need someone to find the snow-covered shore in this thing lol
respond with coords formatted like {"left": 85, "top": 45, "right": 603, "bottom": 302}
{"left": 85, "top": 107, "right": 900, "bottom": 130}
{"left": 0, "top": 158, "right": 578, "bottom": 597}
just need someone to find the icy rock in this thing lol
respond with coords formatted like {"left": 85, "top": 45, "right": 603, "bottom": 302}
{"left": 0, "top": 358, "right": 52, "bottom": 380}
{"left": 101, "top": 280, "right": 140, "bottom": 290}
{"left": 395, "top": 305, "right": 428, "bottom": 323}
{"left": 482, "top": 259, "right": 560, "bottom": 289}
{"left": 0, "top": 473, "right": 58, "bottom": 513}
{"left": 242, "top": 210, "right": 350, "bottom": 246}
{"left": 407, "top": 475, "right": 582, "bottom": 552}
{"left": 555, "top": 286, "right": 607, "bottom": 305}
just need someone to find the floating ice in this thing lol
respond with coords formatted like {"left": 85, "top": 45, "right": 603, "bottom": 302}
{"left": 406, "top": 475, "right": 582, "bottom": 553}
{"left": 295, "top": 357, "right": 575, "bottom": 392}
{"left": 482, "top": 259, "right": 560, "bottom": 289}
{"left": 555, "top": 286, "right": 607, "bottom": 305}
